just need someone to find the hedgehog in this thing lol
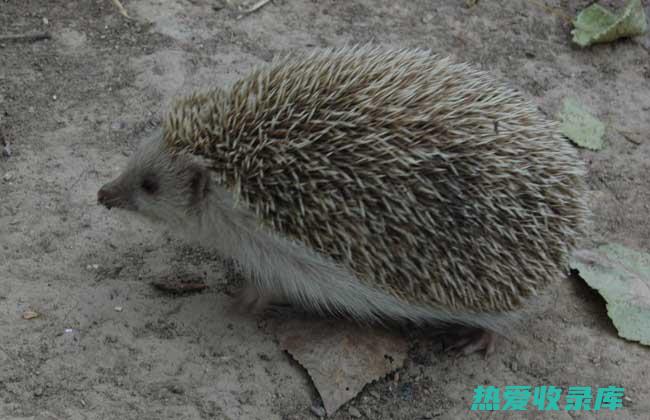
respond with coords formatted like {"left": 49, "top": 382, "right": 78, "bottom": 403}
{"left": 97, "top": 46, "right": 587, "bottom": 355}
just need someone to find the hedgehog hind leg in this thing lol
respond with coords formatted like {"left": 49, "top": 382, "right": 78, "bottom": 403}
{"left": 442, "top": 326, "right": 497, "bottom": 357}
{"left": 231, "top": 282, "right": 320, "bottom": 321}
{"left": 231, "top": 283, "right": 286, "bottom": 315}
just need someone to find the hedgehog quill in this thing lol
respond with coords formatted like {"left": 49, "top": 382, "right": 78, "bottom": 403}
{"left": 97, "top": 46, "right": 587, "bottom": 355}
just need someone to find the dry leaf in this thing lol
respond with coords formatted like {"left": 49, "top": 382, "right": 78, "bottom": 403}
{"left": 572, "top": 0, "right": 647, "bottom": 47}
{"left": 559, "top": 97, "right": 605, "bottom": 151}
{"left": 276, "top": 319, "right": 408, "bottom": 416}
{"left": 571, "top": 244, "right": 650, "bottom": 346}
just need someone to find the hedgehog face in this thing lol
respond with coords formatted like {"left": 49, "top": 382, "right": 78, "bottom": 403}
{"left": 97, "top": 130, "right": 211, "bottom": 229}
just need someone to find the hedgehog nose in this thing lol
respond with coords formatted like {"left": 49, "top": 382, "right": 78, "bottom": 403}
{"left": 97, "top": 185, "right": 114, "bottom": 209}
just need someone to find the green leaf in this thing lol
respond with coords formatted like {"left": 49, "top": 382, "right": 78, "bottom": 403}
{"left": 559, "top": 97, "right": 605, "bottom": 151}
{"left": 572, "top": 0, "right": 648, "bottom": 47}
{"left": 571, "top": 244, "right": 650, "bottom": 346}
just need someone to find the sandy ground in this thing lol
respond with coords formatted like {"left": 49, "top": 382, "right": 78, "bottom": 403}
{"left": 1, "top": 1, "right": 649, "bottom": 419}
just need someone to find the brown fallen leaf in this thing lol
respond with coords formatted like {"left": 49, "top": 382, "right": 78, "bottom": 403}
{"left": 276, "top": 319, "right": 408, "bottom": 416}
{"left": 150, "top": 277, "right": 208, "bottom": 295}
{"left": 22, "top": 310, "right": 40, "bottom": 320}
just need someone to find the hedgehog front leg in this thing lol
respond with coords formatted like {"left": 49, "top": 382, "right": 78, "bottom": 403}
{"left": 232, "top": 280, "right": 294, "bottom": 315}
{"left": 232, "top": 283, "right": 275, "bottom": 314}
{"left": 443, "top": 327, "right": 497, "bottom": 357}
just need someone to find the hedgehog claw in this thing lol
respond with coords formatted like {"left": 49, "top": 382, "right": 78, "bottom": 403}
{"left": 444, "top": 328, "right": 496, "bottom": 358}
{"left": 262, "top": 303, "right": 303, "bottom": 320}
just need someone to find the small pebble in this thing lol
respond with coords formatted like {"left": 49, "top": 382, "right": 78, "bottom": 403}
{"left": 400, "top": 382, "right": 414, "bottom": 401}
{"left": 42, "top": 17, "right": 49, "bottom": 25}
{"left": 114, "top": 306, "right": 123, "bottom": 312}
{"left": 22, "top": 310, "right": 40, "bottom": 320}
{"left": 309, "top": 404, "right": 326, "bottom": 418}
{"left": 2, "top": 144, "right": 11, "bottom": 158}
{"left": 369, "top": 391, "right": 380, "bottom": 400}
{"left": 348, "top": 407, "right": 362, "bottom": 418}
{"left": 52, "top": 95, "right": 57, "bottom": 100}
{"left": 3, "top": 171, "right": 14, "bottom": 182}
{"left": 167, "top": 384, "right": 184, "bottom": 394}
{"left": 111, "top": 120, "right": 126, "bottom": 130}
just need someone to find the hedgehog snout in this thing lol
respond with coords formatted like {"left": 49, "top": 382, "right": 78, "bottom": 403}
{"left": 97, "top": 179, "right": 129, "bottom": 210}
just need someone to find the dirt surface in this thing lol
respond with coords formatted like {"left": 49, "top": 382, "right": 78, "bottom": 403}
{"left": 1, "top": 1, "right": 649, "bottom": 419}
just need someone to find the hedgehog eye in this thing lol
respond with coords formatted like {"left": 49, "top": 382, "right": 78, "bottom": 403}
{"left": 141, "top": 175, "right": 159, "bottom": 194}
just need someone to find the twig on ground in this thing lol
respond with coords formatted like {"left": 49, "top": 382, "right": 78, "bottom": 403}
{"left": 619, "top": 130, "right": 642, "bottom": 145}
{"left": 0, "top": 32, "right": 51, "bottom": 43}
{"left": 111, "top": 0, "right": 132, "bottom": 19}
{"left": 237, "top": 0, "right": 272, "bottom": 19}
{"left": 1, "top": 124, "right": 11, "bottom": 158}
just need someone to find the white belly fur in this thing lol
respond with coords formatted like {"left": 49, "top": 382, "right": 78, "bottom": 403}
{"left": 187, "top": 186, "right": 514, "bottom": 332}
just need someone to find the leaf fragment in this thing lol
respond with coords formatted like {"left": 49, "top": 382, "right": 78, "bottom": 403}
{"left": 572, "top": 0, "right": 648, "bottom": 47}
{"left": 559, "top": 97, "right": 605, "bottom": 151}
{"left": 571, "top": 244, "right": 650, "bottom": 346}
{"left": 276, "top": 319, "right": 408, "bottom": 416}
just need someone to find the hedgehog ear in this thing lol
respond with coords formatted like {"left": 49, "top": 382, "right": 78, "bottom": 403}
{"left": 189, "top": 164, "right": 210, "bottom": 205}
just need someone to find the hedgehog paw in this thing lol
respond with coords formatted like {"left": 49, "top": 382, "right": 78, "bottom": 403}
{"left": 444, "top": 328, "right": 496, "bottom": 358}
{"left": 262, "top": 303, "right": 304, "bottom": 320}
{"left": 232, "top": 285, "right": 273, "bottom": 315}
